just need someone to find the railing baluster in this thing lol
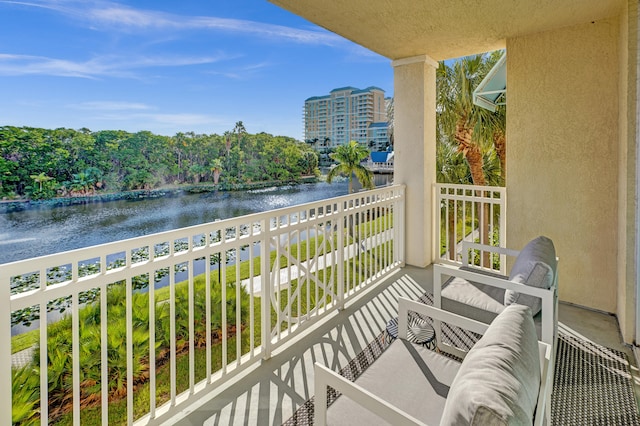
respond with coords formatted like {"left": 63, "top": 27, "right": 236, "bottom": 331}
{"left": 101, "top": 273, "right": 109, "bottom": 425}
{"left": 189, "top": 253, "right": 195, "bottom": 393}
{"left": 336, "top": 201, "right": 345, "bottom": 310}
{"left": 169, "top": 252, "right": 177, "bottom": 405}
{"left": 40, "top": 267, "right": 48, "bottom": 426}
{"left": 0, "top": 274, "right": 9, "bottom": 426}
{"left": 221, "top": 248, "right": 227, "bottom": 373}
{"left": 249, "top": 241, "right": 255, "bottom": 356}
{"left": 261, "top": 218, "right": 272, "bottom": 359}
{"left": 286, "top": 229, "right": 291, "bottom": 334}
{"left": 126, "top": 273, "right": 133, "bottom": 425}
{"left": 72, "top": 290, "right": 80, "bottom": 426}
{"left": 205, "top": 249, "right": 212, "bottom": 382}
{"left": 149, "top": 264, "right": 157, "bottom": 416}
{"left": 236, "top": 245, "right": 241, "bottom": 367}
{"left": 305, "top": 219, "right": 311, "bottom": 320}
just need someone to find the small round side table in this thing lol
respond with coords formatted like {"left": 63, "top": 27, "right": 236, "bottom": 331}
{"left": 385, "top": 316, "right": 436, "bottom": 349}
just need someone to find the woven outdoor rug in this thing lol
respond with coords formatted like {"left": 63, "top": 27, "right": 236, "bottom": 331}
{"left": 551, "top": 334, "right": 640, "bottom": 425}
{"left": 283, "top": 293, "right": 640, "bottom": 425}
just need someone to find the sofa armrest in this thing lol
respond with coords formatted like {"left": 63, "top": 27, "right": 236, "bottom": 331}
{"left": 434, "top": 263, "right": 556, "bottom": 346}
{"left": 460, "top": 241, "right": 520, "bottom": 269}
{"left": 397, "top": 297, "right": 489, "bottom": 339}
{"left": 314, "top": 362, "right": 431, "bottom": 426}
{"left": 534, "top": 341, "right": 553, "bottom": 426}
{"left": 398, "top": 297, "right": 491, "bottom": 360}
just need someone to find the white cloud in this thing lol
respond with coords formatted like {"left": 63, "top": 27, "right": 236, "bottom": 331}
{"left": 90, "top": 111, "right": 229, "bottom": 135}
{"left": 84, "top": 110, "right": 223, "bottom": 126}
{"left": 0, "top": 0, "right": 345, "bottom": 46}
{"left": 0, "top": 52, "right": 230, "bottom": 78}
{"left": 70, "top": 101, "right": 152, "bottom": 111}
{"left": 142, "top": 113, "right": 219, "bottom": 126}
{"left": 207, "top": 61, "right": 272, "bottom": 80}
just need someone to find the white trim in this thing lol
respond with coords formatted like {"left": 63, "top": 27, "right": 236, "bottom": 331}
{"left": 473, "top": 53, "right": 507, "bottom": 112}
{"left": 391, "top": 54, "right": 439, "bottom": 69}
{"left": 635, "top": 4, "right": 640, "bottom": 346}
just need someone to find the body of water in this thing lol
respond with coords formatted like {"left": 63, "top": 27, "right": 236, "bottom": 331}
{"left": 0, "top": 175, "right": 392, "bottom": 265}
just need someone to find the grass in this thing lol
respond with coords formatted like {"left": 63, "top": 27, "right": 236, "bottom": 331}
{"left": 54, "top": 332, "right": 254, "bottom": 425}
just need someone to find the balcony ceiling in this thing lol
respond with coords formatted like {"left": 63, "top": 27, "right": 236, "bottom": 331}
{"left": 268, "top": 0, "right": 623, "bottom": 60}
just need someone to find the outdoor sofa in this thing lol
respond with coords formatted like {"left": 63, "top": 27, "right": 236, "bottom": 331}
{"left": 314, "top": 236, "right": 558, "bottom": 425}
{"left": 434, "top": 235, "right": 558, "bottom": 423}
{"left": 314, "top": 302, "right": 553, "bottom": 425}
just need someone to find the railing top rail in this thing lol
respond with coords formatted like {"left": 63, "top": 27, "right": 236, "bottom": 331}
{"left": 434, "top": 183, "right": 506, "bottom": 195}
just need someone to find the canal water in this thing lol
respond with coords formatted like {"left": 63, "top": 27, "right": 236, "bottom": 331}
{"left": 0, "top": 175, "right": 392, "bottom": 265}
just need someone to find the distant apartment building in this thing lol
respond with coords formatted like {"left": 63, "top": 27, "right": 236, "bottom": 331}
{"left": 304, "top": 86, "right": 389, "bottom": 149}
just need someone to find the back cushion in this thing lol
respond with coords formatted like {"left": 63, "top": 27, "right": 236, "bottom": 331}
{"left": 439, "top": 304, "right": 541, "bottom": 425}
{"left": 504, "top": 236, "right": 557, "bottom": 315}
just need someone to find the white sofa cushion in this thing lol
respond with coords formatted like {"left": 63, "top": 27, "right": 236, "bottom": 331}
{"left": 327, "top": 339, "right": 461, "bottom": 425}
{"left": 439, "top": 304, "right": 541, "bottom": 425}
{"left": 504, "top": 236, "right": 557, "bottom": 315}
{"left": 442, "top": 276, "right": 506, "bottom": 315}
{"left": 327, "top": 339, "right": 461, "bottom": 426}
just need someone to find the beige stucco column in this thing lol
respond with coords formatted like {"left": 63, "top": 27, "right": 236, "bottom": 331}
{"left": 392, "top": 55, "right": 438, "bottom": 267}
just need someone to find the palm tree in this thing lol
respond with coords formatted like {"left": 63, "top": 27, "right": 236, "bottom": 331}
{"left": 30, "top": 172, "right": 52, "bottom": 191}
{"left": 437, "top": 53, "right": 504, "bottom": 186}
{"left": 210, "top": 158, "right": 223, "bottom": 184}
{"left": 326, "top": 141, "right": 374, "bottom": 193}
{"left": 224, "top": 131, "right": 232, "bottom": 156}
{"left": 233, "top": 121, "right": 246, "bottom": 145}
{"left": 326, "top": 141, "right": 374, "bottom": 259}
{"left": 492, "top": 105, "right": 506, "bottom": 183}
{"left": 386, "top": 97, "right": 394, "bottom": 148}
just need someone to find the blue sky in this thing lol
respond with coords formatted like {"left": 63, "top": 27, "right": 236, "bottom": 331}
{"left": 0, "top": 0, "right": 393, "bottom": 139}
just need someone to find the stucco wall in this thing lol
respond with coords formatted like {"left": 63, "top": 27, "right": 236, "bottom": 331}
{"left": 507, "top": 18, "right": 620, "bottom": 313}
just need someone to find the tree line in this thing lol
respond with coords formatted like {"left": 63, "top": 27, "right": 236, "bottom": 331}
{"left": 0, "top": 121, "right": 319, "bottom": 200}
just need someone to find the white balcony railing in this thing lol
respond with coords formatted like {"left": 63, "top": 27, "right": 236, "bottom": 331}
{"left": 435, "top": 183, "right": 507, "bottom": 274}
{"left": 2, "top": 185, "right": 405, "bottom": 426}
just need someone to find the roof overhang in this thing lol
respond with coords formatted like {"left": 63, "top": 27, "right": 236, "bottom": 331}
{"left": 268, "top": 0, "right": 623, "bottom": 61}
{"left": 473, "top": 53, "right": 506, "bottom": 112}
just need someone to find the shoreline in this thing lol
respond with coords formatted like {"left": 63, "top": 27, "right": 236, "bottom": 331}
{"left": 0, "top": 176, "right": 319, "bottom": 214}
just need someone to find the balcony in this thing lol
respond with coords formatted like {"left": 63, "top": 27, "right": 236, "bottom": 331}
{"left": 3, "top": 186, "right": 405, "bottom": 425}
{"left": 5, "top": 184, "right": 639, "bottom": 425}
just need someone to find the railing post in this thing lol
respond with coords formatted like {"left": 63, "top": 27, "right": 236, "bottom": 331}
{"left": 433, "top": 183, "right": 440, "bottom": 264}
{"left": 0, "top": 275, "right": 11, "bottom": 426}
{"left": 499, "top": 188, "right": 508, "bottom": 274}
{"left": 395, "top": 185, "right": 406, "bottom": 266}
{"left": 260, "top": 218, "right": 272, "bottom": 359}
{"left": 336, "top": 201, "right": 345, "bottom": 310}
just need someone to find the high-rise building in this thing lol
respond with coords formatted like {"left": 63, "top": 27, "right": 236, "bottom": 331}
{"left": 304, "top": 86, "right": 389, "bottom": 148}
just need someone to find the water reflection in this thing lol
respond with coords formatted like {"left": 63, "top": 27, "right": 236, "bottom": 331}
{"left": 0, "top": 176, "right": 392, "bottom": 265}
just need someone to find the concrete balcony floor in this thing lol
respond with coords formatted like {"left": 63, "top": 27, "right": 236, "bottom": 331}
{"left": 167, "top": 266, "right": 640, "bottom": 426}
